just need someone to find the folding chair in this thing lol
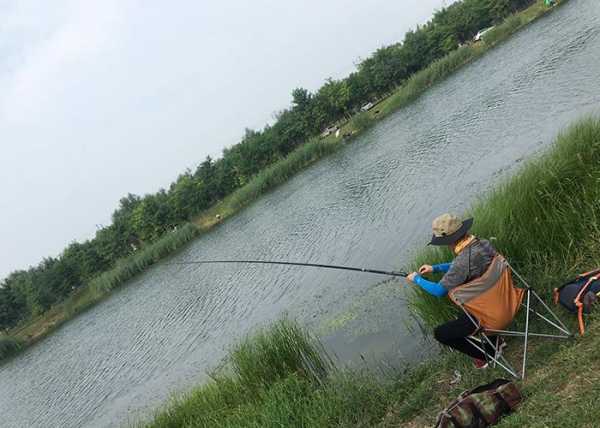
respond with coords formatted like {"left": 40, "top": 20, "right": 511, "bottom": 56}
{"left": 447, "top": 254, "right": 572, "bottom": 379}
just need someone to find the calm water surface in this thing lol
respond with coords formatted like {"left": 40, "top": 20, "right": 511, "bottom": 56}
{"left": 1, "top": 1, "right": 600, "bottom": 426}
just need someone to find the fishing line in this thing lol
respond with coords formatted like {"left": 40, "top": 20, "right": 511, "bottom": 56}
{"left": 166, "top": 259, "right": 408, "bottom": 277}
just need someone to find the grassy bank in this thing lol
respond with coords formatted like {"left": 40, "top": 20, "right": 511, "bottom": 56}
{"left": 144, "top": 117, "right": 600, "bottom": 427}
{"left": 2, "top": 0, "right": 566, "bottom": 363}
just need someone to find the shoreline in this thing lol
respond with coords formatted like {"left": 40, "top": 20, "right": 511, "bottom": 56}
{"left": 1, "top": 0, "right": 567, "bottom": 364}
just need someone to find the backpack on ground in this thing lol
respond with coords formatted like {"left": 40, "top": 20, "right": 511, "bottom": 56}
{"left": 554, "top": 268, "right": 600, "bottom": 335}
{"left": 435, "top": 378, "right": 522, "bottom": 428}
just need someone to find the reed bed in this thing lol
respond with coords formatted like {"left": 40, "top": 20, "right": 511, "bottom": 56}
{"left": 91, "top": 223, "right": 199, "bottom": 294}
{"left": 0, "top": 335, "right": 23, "bottom": 360}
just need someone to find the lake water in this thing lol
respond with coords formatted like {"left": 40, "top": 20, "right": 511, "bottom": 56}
{"left": 1, "top": 1, "right": 599, "bottom": 426}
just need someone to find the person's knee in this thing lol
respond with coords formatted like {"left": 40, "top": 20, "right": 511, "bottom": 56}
{"left": 433, "top": 325, "right": 447, "bottom": 345}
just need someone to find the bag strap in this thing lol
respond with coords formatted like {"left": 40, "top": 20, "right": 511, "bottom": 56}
{"left": 575, "top": 276, "right": 598, "bottom": 335}
{"left": 578, "top": 268, "right": 600, "bottom": 279}
{"left": 554, "top": 271, "right": 600, "bottom": 304}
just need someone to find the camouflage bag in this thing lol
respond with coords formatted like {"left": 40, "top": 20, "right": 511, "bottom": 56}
{"left": 435, "top": 379, "right": 522, "bottom": 428}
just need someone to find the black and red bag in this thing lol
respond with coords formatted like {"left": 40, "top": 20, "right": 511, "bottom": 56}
{"left": 554, "top": 268, "right": 600, "bottom": 335}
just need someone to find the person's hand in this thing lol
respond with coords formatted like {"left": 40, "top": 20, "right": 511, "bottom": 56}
{"left": 406, "top": 272, "right": 417, "bottom": 283}
{"left": 419, "top": 264, "right": 433, "bottom": 275}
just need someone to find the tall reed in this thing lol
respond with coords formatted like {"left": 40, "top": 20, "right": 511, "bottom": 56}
{"left": 91, "top": 223, "right": 199, "bottom": 294}
{"left": 146, "top": 319, "right": 343, "bottom": 428}
{"left": 230, "top": 319, "right": 333, "bottom": 389}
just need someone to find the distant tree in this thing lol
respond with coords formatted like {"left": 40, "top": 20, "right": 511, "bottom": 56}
{"left": 0, "top": 284, "right": 23, "bottom": 329}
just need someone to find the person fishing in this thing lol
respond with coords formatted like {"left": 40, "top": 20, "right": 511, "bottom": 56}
{"left": 406, "top": 213, "right": 503, "bottom": 369}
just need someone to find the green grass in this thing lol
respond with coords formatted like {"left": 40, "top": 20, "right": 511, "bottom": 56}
{"left": 88, "top": 223, "right": 199, "bottom": 296}
{"left": 194, "top": 137, "right": 344, "bottom": 230}
{"left": 483, "top": 14, "right": 524, "bottom": 45}
{"left": 144, "top": 319, "right": 394, "bottom": 428}
{"left": 145, "top": 117, "right": 600, "bottom": 427}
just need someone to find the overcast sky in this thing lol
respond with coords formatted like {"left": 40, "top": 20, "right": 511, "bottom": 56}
{"left": 0, "top": 0, "right": 451, "bottom": 280}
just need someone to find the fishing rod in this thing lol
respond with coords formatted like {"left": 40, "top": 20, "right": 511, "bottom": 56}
{"left": 167, "top": 259, "right": 408, "bottom": 278}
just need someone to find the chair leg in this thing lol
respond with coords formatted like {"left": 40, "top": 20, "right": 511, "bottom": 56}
{"left": 522, "top": 289, "right": 531, "bottom": 379}
{"left": 466, "top": 336, "right": 520, "bottom": 378}
{"left": 530, "top": 290, "right": 572, "bottom": 336}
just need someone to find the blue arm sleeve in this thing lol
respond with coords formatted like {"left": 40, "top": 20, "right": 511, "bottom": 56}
{"left": 413, "top": 274, "right": 448, "bottom": 297}
{"left": 432, "top": 262, "right": 452, "bottom": 273}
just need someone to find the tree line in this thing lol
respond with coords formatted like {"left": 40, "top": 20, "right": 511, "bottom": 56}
{"left": 0, "top": 0, "right": 533, "bottom": 330}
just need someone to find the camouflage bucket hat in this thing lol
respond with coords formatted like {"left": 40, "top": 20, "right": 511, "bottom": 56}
{"left": 428, "top": 213, "right": 474, "bottom": 246}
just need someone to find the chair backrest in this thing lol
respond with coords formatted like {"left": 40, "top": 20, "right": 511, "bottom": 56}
{"left": 448, "top": 255, "right": 525, "bottom": 330}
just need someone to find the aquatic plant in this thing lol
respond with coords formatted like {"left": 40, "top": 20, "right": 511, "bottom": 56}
{"left": 89, "top": 223, "right": 199, "bottom": 294}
